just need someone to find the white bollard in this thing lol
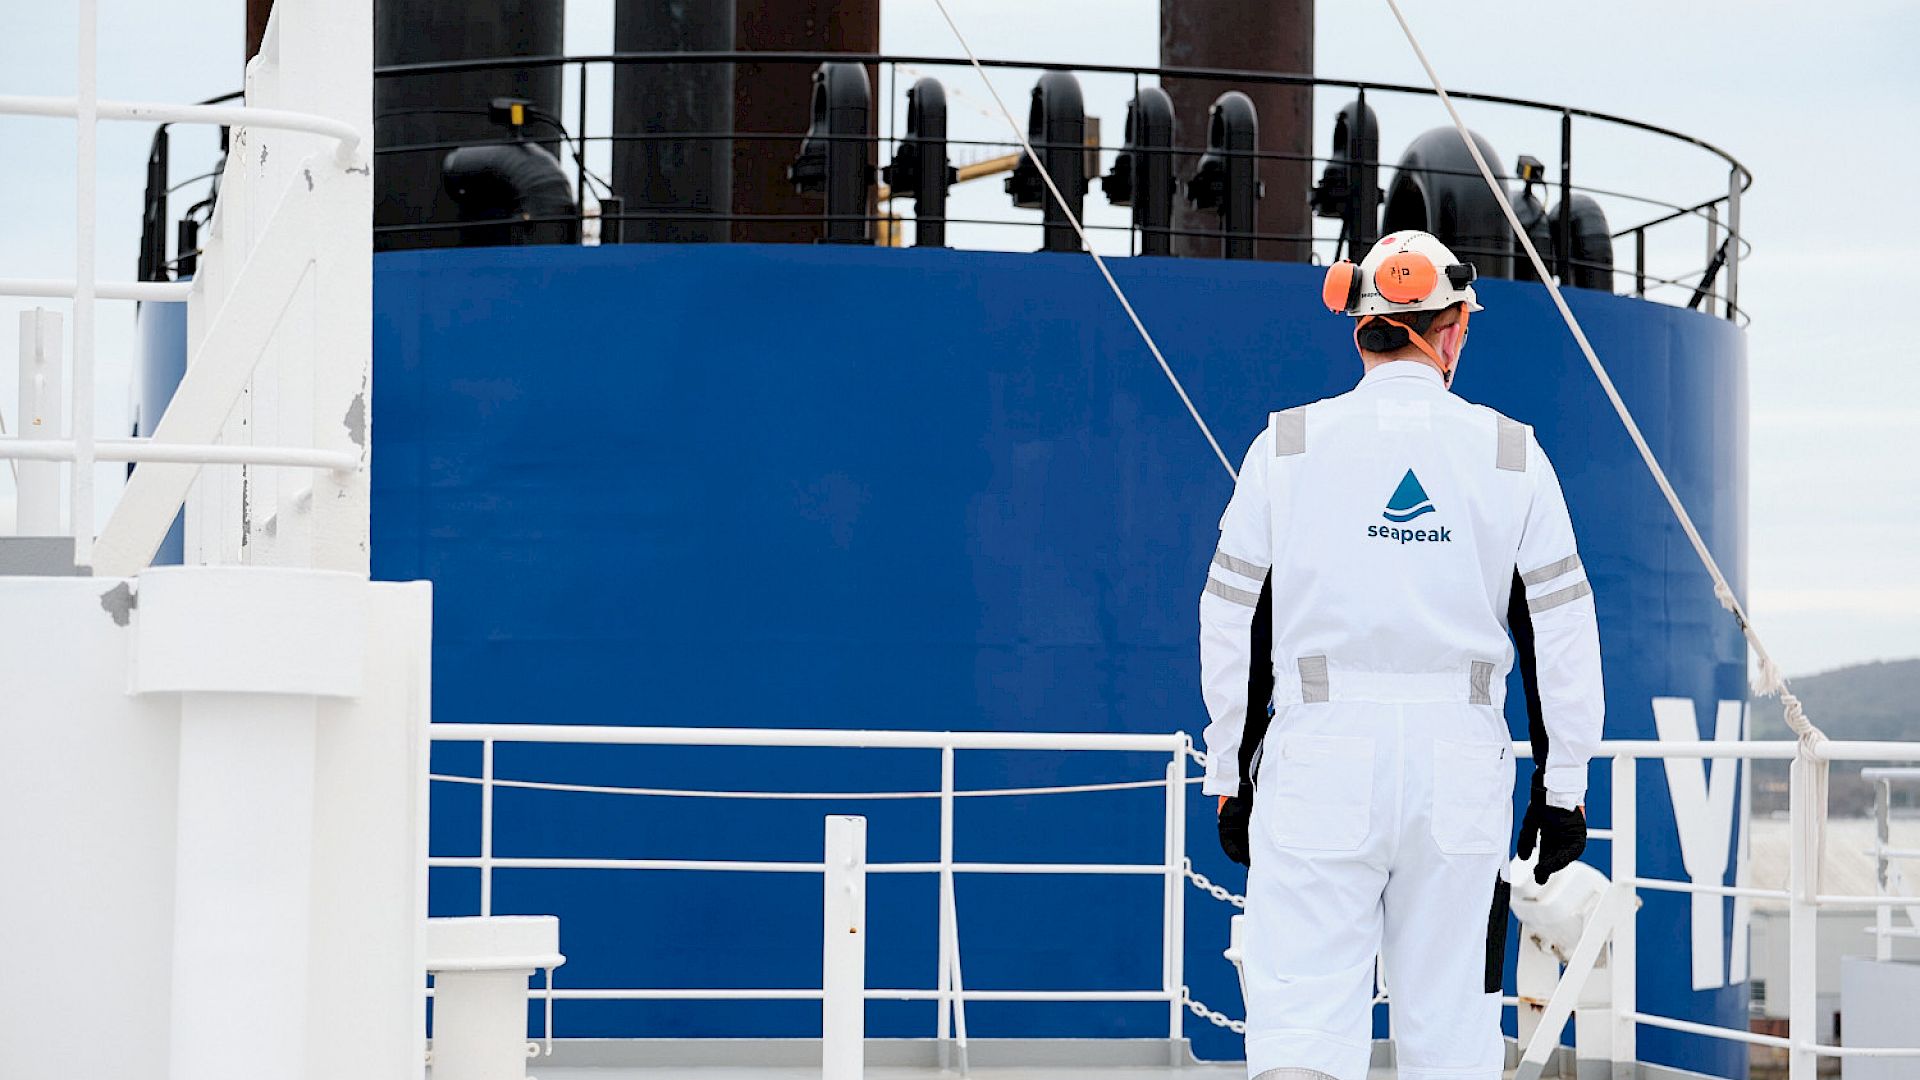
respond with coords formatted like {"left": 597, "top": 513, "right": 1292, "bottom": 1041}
{"left": 1224, "top": 913, "right": 1248, "bottom": 1007}
{"left": 16, "top": 309, "right": 63, "bottom": 535}
{"left": 426, "top": 916, "right": 564, "bottom": 1080}
{"left": 823, "top": 816, "right": 867, "bottom": 1080}
{"left": 1510, "top": 858, "right": 1620, "bottom": 1079}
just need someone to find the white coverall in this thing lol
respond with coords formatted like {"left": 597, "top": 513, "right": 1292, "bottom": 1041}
{"left": 1198, "top": 360, "right": 1604, "bottom": 1080}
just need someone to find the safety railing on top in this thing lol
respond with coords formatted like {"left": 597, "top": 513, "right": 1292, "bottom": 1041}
{"left": 427, "top": 723, "right": 1920, "bottom": 1078}
{"left": 139, "top": 51, "right": 1751, "bottom": 323}
{"left": 0, "top": 1, "right": 369, "bottom": 571}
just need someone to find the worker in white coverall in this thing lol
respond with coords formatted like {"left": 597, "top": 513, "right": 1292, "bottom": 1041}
{"left": 1198, "top": 230, "right": 1604, "bottom": 1080}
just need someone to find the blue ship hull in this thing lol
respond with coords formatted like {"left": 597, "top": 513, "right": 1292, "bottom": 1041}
{"left": 354, "top": 243, "right": 1748, "bottom": 1071}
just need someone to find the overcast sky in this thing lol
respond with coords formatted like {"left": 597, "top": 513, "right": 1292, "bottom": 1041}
{"left": 3, "top": 0, "right": 1916, "bottom": 676}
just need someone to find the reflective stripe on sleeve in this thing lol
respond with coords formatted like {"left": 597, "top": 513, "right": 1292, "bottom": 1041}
{"left": 1527, "top": 579, "right": 1593, "bottom": 614}
{"left": 1496, "top": 417, "right": 1527, "bottom": 472}
{"left": 1212, "top": 550, "right": 1268, "bottom": 580}
{"left": 1520, "top": 553, "right": 1583, "bottom": 586}
{"left": 1204, "top": 578, "right": 1261, "bottom": 608}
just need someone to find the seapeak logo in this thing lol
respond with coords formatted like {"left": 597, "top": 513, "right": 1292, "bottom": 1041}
{"left": 1367, "top": 469, "right": 1453, "bottom": 544}
{"left": 1382, "top": 469, "right": 1435, "bottom": 522}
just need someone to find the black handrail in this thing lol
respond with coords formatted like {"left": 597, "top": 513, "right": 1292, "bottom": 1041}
{"left": 369, "top": 49, "right": 1751, "bottom": 187}
{"left": 136, "top": 51, "right": 1750, "bottom": 324}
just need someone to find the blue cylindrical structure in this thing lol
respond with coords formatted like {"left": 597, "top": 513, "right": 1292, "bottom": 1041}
{"left": 134, "top": 297, "right": 188, "bottom": 565}
{"left": 370, "top": 244, "right": 1749, "bottom": 1073}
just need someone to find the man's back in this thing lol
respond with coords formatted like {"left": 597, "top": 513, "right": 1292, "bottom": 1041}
{"left": 1262, "top": 359, "right": 1534, "bottom": 692}
{"left": 1199, "top": 357, "right": 1597, "bottom": 801}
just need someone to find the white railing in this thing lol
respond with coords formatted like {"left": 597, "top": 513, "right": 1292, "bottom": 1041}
{"left": 2, "top": 0, "right": 369, "bottom": 573}
{"left": 429, "top": 724, "right": 1194, "bottom": 1053}
{"left": 1862, "top": 767, "right": 1920, "bottom": 962}
{"left": 426, "top": 724, "right": 1920, "bottom": 1079}
{"left": 1546, "top": 739, "right": 1920, "bottom": 1080}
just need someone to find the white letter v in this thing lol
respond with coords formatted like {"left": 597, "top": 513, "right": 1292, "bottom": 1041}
{"left": 1652, "top": 697, "right": 1743, "bottom": 991}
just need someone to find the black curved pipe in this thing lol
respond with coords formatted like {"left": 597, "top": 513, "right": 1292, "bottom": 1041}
{"left": 789, "top": 62, "right": 873, "bottom": 244}
{"left": 442, "top": 142, "right": 579, "bottom": 247}
{"left": 1186, "top": 90, "right": 1261, "bottom": 259}
{"left": 883, "top": 77, "right": 952, "bottom": 248}
{"left": 1106, "top": 87, "right": 1176, "bottom": 256}
{"left": 1311, "top": 96, "right": 1381, "bottom": 257}
{"left": 1006, "top": 71, "right": 1087, "bottom": 253}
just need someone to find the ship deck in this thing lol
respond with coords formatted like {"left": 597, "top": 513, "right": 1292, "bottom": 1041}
{"left": 492, "top": 1039, "right": 1668, "bottom": 1080}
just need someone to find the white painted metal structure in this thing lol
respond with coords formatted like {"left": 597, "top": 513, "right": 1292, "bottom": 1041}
{"left": 1861, "top": 767, "right": 1920, "bottom": 961}
{"left": 426, "top": 916, "right": 566, "bottom": 1080}
{"left": 824, "top": 816, "right": 871, "bottom": 1080}
{"left": 0, "top": 0, "right": 371, "bottom": 574}
{"left": 0, "top": 5, "right": 431, "bottom": 1080}
{"left": 428, "top": 725, "right": 1920, "bottom": 1078}
{"left": 15, "top": 310, "right": 64, "bottom": 535}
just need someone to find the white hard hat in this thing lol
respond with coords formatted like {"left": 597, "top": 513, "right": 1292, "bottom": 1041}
{"left": 1322, "top": 230, "right": 1482, "bottom": 318}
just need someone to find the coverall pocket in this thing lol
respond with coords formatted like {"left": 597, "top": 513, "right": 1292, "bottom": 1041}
{"left": 1263, "top": 734, "right": 1375, "bottom": 852}
{"left": 1431, "top": 739, "right": 1514, "bottom": 855}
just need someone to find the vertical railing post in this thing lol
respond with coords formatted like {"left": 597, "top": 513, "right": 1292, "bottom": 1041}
{"left": 823, "top": 815, "right": 868, "bottom": 1080}
{"left": 1130, "top": 71, "right": 1141, "bottom": 256}
{"left": 1703, "top": 204, "right": 1720, "bottom": 317}
{"left": 1787, "top": 746, "right": 1824, "bottom": 1080}
{"left": 941, "top": 743, "right": 971, "bottom": 1069}
{"left": 480, "top": 738, "right": 495, "bottom": 916}
{"left": 936, "top": 746, "right": 956, "bottom": 1058}
{"left": 1725, "top": 167, "right": 1742, "bottom": 321}
{"left": 1162, "top": 756, "right": 1180, "bottom": 1050}
{"left": 1633, "top": 228, "right": 1646, "bottom": 298}
{"left": 71, "top": 0, "right": 98, "bottom": 566}
{"left": 1171, "top": 748, "right": 1188, "bottom": 1060}
{"left": 1555, "top": 110, "right": 1572, "bottom": 284}
{"left": 1609, "top": 754, "right": 1637, "bottom": 1080}
{"left": 943, "top": 863, "right": 971, "bottom": 1069}
{"left": 16, "top": 309, "right": 65, "bottom": 537}
{"left": 1874, "top": 776, "right": 1893, "bottom": 962}
{"left": 1352, "top": 84, "right": 1377, "bottom": 256}
{"left": 575, "top": 60, "right": 589, "bottom": 235}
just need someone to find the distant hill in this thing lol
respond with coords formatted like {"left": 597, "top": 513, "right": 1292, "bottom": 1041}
{"left": 1748, "top": 658, "right": 1920, "bottom": 815}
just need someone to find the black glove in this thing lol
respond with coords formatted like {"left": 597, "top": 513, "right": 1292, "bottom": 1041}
{"left": 1516, "top": 775, "right": 1586, "bottom": 884}
{"left": 1217, "top": 784, "right": 1253, "bottom": 867}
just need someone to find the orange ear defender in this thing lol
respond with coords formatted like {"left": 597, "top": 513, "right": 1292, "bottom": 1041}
{"left": 1322, "top": 260, "right": 1363, "bottom": 313}
{"left": 1375, "top": 251, "right": 1439, "bottom": 304}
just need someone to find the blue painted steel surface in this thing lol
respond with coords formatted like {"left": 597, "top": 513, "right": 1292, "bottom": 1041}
{"left": 133, "top": 297, "right": 187, "bottom": 565}
{"left": 369, "top": 244, "right": 1748, "bottom": 1073}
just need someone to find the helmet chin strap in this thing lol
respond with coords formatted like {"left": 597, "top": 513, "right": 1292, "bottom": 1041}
{"left": 1357, "top": 315, "right": 1460, "bottom": 387}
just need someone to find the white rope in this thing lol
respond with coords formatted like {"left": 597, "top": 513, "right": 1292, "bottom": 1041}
{"left": 927, "top": 0, "right": 1238, "bottom": 480}
{"left": 1380, "top": 0, "right": 1822, "bottom": 745}
{"left": 428, "top": 772, "right": 1187, "bottom": 801}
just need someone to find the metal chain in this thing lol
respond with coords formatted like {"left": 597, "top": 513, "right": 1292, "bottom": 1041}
{"left": 1174, "top": 745, "right": 1252, "bottom": 1035}
{"left": 1181, "top": 985, "right": 1247, "bottom": 1034}
{"left": 1183, "top": 857, "right": 1246, "bottom": 908}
